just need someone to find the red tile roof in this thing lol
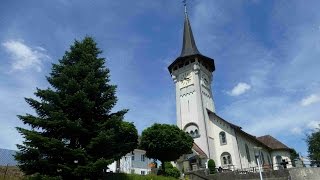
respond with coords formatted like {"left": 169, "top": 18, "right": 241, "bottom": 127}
{"left": 192, "top": 143, "right": 207, "bottom": 158}
{"left": 257, "top": 135, "right": 291, "bottom": 150}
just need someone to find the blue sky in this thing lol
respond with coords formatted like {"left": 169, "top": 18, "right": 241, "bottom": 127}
{"left": 1, "top": 0, "right": 320, "bottom": 157}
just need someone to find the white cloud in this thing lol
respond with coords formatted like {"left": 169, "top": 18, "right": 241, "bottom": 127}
{"left": 307, "top": 120, "right": 320, "bottom": 130}
{"left": 221, "top": 95, "right": 320, "bottom": 138}
{"left": 2, "top": 40, "right": 50, "bottom": 72}
{"left": 291, "top": 127, "right": 303, "bottom": 135}
{"left": 229, "top": 82, "right": 251, "bottom": 96}
{"left": 290, "top": 121, "right": 319, "bottom": 136}
{"left": 301, "top": 94, "right": 320, "bottom": 106}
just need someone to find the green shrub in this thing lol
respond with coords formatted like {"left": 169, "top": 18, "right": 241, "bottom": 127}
{"left": 164, "top": 162, "right": 173, "bottom": 169}
{"left": 26, "top": 173, "right": 62, "bottom": 180}
{"left": 208, "top": 159, "right": 216, "bottom": 174}
{"left": 165, "top": 167, "right": 180, "bottom": 179}
{"left": 158, "top": 162, "right": 180, "bottom": 179}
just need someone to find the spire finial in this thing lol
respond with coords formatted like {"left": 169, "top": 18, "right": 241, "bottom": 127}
{"left": 183, "top": 0, "right": 187, "bottom": 15}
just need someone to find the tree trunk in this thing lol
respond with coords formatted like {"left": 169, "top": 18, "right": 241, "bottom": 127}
{"left": 161, "top": 160, "right": 165, "bottom": 175}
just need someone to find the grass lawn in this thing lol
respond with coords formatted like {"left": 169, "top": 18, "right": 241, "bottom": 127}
{"left": 0, "top": 167, "right": 178, "bottom": 180}
{"left": 0, "top": 166, "right": 23, "bottom": 180}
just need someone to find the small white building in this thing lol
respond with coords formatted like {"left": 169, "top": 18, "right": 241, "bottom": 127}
{"left": 108, "top": 149, "right": 153, "bottom": 175}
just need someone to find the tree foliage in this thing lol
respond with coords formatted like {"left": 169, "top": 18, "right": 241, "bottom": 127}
{"left": 307, "top": 126, "right": 320, "bottom": 166}
{"left": 208, "top": 159, "right": 216, "bottom": 174}
{"left": 290, "top": 149, "right": 299, "bottom": 167}
{"left": 140, "top": 123, "right": 193, "bottom": 173}
{"left": 162, "top": 162, "right": 173, "bottom": 169}
{"left": 160, "top": 162, "right": 180, "bottom": 179}
{"left": 15, "top": 37, "right": 138, "bottom": 179}
{"left": 165, "top": 167, "right": 180, "bottom": 179}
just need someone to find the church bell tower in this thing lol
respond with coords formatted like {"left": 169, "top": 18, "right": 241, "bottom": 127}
{"left": 168, "top": 4, "right": 216, "bottom": 158}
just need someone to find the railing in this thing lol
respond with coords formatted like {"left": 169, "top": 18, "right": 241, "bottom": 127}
{"left": 217, "top": 160, "right": 319, "bottom": 174}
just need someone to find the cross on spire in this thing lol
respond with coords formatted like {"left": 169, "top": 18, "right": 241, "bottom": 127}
{"left": 183, "top": 0, "right": 187, "bottom": 15}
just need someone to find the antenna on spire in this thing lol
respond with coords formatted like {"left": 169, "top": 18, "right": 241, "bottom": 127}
{"left": 182, "top": 0, "right": 188, "bottom": 15}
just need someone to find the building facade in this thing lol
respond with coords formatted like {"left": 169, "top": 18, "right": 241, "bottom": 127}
{"left": 169, "top": 7, "right": 293, "bottom": 172}
{"left": 108, "top": 149, "right": 153, "bottom": 175}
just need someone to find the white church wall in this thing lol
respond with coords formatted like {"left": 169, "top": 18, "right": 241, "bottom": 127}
{"left": 236, "top": 133, "right": 269, "bottom": 169}
{"left": 199, "top": 63, "right": 215, "bottom": 112}
{"left": 173, "top": 61, "right": 213, "bottom": 158}
{"left": 235, "top": 134, "right": 255, "bottom": 169}
{"left": 173, "top": 62, "right": 195, "bottom": 129}
{"left": 260, "top": 149, "right": 272, "bottom": 168}
{"left": 180, "top": 89, "right": 197, "bottom": 128}
{"left": 201, "top": 86, "right": 214, "bottom": 112}
{"left": 207, "top": 113, "right": 241, "bottom": 170}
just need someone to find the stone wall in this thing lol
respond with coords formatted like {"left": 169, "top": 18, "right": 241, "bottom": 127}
{"left": 289, "top": 168, "right": 320, "bottom": 180}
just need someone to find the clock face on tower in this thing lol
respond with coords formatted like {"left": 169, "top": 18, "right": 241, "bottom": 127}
{"left": 201, "top": 72, "right": 209, "bottom": 87}
{"left": 179, "top": 71, "right": 193, "bottom": 88}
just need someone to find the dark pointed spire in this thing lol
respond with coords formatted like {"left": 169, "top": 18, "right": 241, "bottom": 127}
{"left": 168, "top": 1, "right": 215, "bottom": 73}
{"left": 180, "top": 2, "right": 200, "bottom": 57}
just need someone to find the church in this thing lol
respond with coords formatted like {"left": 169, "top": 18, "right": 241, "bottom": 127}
{"left": 109, "top": 4, "right": 294, "bottom": 175}
{"left": 168, "top": 6, "right": 293, "bottom": 172}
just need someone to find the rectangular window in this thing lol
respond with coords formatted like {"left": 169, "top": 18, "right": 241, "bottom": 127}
{"left": 141, "top": 154, "right": 145, "bottom": 162}
{"left": 132, "top": 153, "right": 135, "bottom": 161}
{"left": 141, "top": 170, "right": 145, "bottom": 175}
{"left": 219, "top": 131, "right": 227, "bottom": 145}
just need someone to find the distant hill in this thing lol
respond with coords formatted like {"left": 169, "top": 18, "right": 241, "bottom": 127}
{"left": 0, "top": 148, "right": 18, "bottom": 166}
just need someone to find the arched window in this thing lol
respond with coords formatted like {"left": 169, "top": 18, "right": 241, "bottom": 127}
{"left": 223, "top": 157, "right": 227, "bottom": 165}
{"left": 260, "top": 152, "right": 265, "bottom": 165}
{"left": 245, "top": 144, "right": 251, "bottom": 162}
{"left": 219, "top": 131, "right": 227, "bottom": 145}
{"left": 221, "top": 152, "right": 232, "bottom": 166}
{"left": 276, "top": 155, "right": 282, "bottom": 165}
{"left": 190, "top": 130, "right": 194, "bottom": 137}
{"left": 227, "top": 156, "right": 232, "bottom": 164}
{"left": 184, "top": 123, "right": 200, "bottom": 138}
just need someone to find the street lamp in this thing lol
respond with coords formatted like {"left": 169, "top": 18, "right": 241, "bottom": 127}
{"left": 254, "top": 147, "right": 263, "bottom": 180}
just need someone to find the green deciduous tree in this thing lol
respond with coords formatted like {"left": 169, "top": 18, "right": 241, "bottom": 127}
{"left": 15, "top": 37, "right": 138, "bottom": 179}
{"left": 140, "top": 123, "right": 193, "bottom": 174}
{"left": 307, "top": 126, "right": 320, "bottom": 166}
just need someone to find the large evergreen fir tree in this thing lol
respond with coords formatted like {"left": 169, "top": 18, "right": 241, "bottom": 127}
{"left": 15, "top": 37, "right": 138, "bottom": 179}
